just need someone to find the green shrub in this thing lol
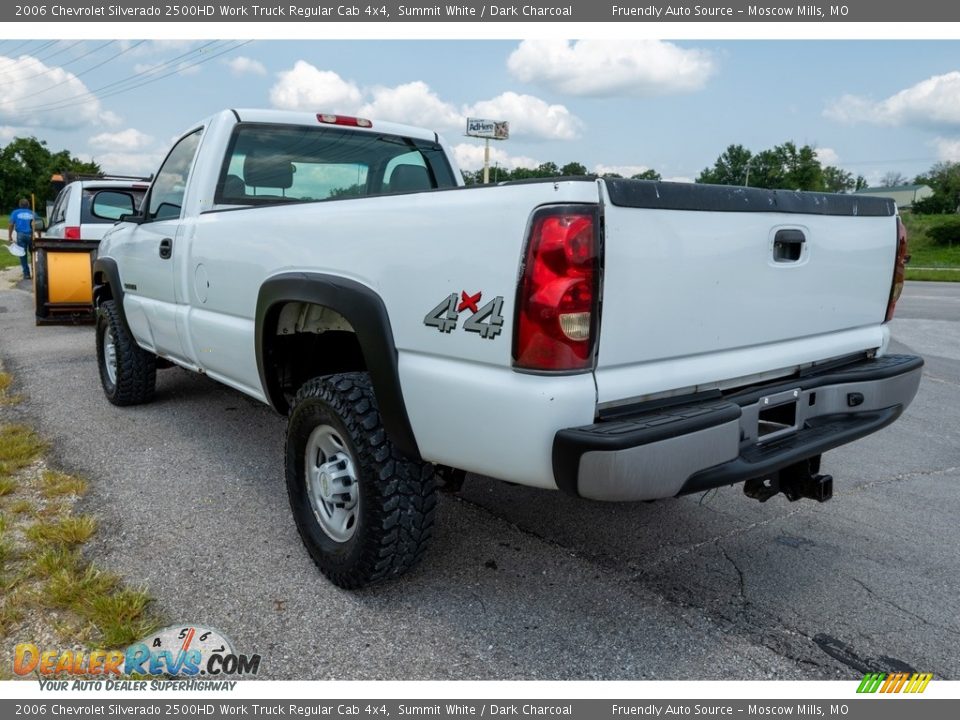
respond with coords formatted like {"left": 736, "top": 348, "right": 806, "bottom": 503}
{"left": 926, "top": 216, "right": 960, "bottom": 247}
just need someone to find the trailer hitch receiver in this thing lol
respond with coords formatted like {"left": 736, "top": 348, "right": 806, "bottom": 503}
{"left": 744, "top": 457, "right": 833, "bottom": 503}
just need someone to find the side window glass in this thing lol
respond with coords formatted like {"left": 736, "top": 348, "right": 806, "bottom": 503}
{"left": 52, "top": 187, "right": 70, "bottom": 224}
{"left": 147, "top": 130, "right": 202, "bottom": 221}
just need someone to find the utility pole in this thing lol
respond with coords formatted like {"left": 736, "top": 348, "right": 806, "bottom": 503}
{"left": 483, "top": 138, "right": 490, "bottom": 185}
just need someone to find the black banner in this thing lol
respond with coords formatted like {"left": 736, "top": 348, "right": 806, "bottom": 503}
{"left": 4, "top": 1, "right": 960, "bottom": 23}
{"left": 0, "top": 699, "right": 958, "bottom": 719}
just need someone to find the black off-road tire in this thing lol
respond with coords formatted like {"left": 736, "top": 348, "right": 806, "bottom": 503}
{"left": 285, "top": 372, "right": 437, "bottom": 589}
{"left": 96, "top": 300, "right": 157, "bottom": 406}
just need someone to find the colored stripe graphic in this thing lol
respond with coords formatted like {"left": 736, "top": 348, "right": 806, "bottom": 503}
{"left": 857, "top": 672, "right": 933, "bottom": 694}
{"left": 905, "top": 673, "right": 934, "bottom": 693}
{"left": 857, "top": 672, "right": 885, "bottom": 693}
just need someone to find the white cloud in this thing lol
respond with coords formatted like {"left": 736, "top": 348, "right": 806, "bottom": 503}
{"left": 226, "top": 56, "right": 267, "bottom": 77}
{"left": 78, "top": 150, "right": 165, "bottom": 177}
{"left": 825, "top": 72, "right": 960, "bottom": 128}
{"left": 452, "top": 143, "right": 540, "bottom": 172}
{"left": 507, "top": 39, "right": 714, "bottom": 97}
{"left": 594, "top": 164, "right": 654, "bottom": 177}
{"left": 0, "top": 126, "right": 19, "bottom": 142}
{"left": 89, "top": 128, "right": 154, "bottom": 152}
{"left": 269, "top": 61, "right": 362, "bottom": 113}
{"left": 814, "top": 147, "right": 840, "bottom": 166}
{"left": 465, "top": 92, "right": 582, "bottom": 141}
{"left": 0, "top": 55, "right": 110, "bottom": 129}
{"left": 935, "top": 137, "right": 960, "bottom": 161}
{"left": 100, "top": 110, "right": 123, "bottom": 128}
{"left": 268, "top": 62, "right": 583, "bottom": 141}
{"left": 359, "top": 81, "right": 462, "bottom": 131}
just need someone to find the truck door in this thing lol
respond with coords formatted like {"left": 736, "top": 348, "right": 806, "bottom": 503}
{"left": 113, "top": 129, "right": 203, "bottom": 360}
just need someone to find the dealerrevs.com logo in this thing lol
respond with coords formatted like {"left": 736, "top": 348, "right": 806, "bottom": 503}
{"left": 14, "top": 625, "right": 261, "bottom": 686}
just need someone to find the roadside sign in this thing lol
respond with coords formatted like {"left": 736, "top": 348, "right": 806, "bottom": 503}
{"left": 466, "top": 118, "right": 509, "bottom": 140}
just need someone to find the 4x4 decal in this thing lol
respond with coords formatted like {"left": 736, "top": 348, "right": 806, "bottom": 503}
{"left": 423, "top": 290, "right": 504, "bottom": 339}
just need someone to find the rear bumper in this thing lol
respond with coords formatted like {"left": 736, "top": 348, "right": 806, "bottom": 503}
{"left": 553, "top": 354, "right": 923, "bottom": 501}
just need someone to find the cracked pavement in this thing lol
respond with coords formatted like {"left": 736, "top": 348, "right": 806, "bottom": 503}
{"left": 0, "top": 280, "right": 957, "bottom": 680}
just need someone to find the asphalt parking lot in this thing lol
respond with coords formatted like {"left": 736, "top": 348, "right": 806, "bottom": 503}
{"left": 0, "top": 280, "right": 957, "bottom": 680}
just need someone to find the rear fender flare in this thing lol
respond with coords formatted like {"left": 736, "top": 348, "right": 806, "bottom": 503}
{"left": 255, "top": 273, "right": 421, "bottom": 460}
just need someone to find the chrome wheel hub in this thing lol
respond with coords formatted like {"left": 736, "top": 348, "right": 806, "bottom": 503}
{"left": 103, "top": 326, "right": 117, "bottom": 386}
{"left": 305, "top": 425, "right": 359, "bottom": 543}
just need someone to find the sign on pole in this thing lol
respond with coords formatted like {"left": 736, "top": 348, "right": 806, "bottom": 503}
{"left": 466, "top": 118, "right": 509, "bottom": 184}
{"left": 466, "top": 118, "right": 509, "bottom": 140}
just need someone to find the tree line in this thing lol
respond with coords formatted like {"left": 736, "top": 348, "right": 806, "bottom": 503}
{"left": 0, "top": 137, "right": 99, "bottom": 213}
{"left": 464, "top": 140, "right": 959, "bottom": 215}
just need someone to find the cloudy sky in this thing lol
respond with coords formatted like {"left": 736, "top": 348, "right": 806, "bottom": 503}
{"left": 1, "top": 39, "right": 959, "bottom": 185}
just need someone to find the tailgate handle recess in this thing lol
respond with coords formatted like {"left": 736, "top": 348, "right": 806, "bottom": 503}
{"left": 773, "top": 229, "right": 805, "bottom": 263}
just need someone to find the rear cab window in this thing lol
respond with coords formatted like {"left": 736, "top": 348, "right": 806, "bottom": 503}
{"left": 214, "top": 123, "right": 457, "bottom": 206}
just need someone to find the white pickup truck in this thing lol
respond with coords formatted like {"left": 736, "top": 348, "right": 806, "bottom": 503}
{"left": 91, "top": 109, "right": 922, "bottom": 588}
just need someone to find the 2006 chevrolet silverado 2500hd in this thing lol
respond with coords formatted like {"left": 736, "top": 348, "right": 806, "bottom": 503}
{"left": 90, "top": 109, "right": 921, "bottom": 588}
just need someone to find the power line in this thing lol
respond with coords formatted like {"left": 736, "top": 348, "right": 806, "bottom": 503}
{"left": 0, "top": 41, "right": 147, "bottom": 108}
{"left": 0, "top": 40, "right": 58, "bottom": 71}
{"left": 0, "top": 39, "right": 36, "bottom": 55}
{"left": 11, "top": 41, "right": 251, "bottom": 116}
{"left": 28, "top": 40, "right": 84, "bottom": 65}
{"left": 0, "top": 41, "right": 113, "bottom": 89}
{"left": 10, "top": 41, "right": 222, "bottom": 113}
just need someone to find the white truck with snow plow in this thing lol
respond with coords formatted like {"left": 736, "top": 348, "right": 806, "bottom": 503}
{"left": 91, "top": 108, "right": 921, "bottom": 588}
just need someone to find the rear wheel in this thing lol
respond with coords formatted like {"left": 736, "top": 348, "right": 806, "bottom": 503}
{"left": 285, "top": 372, "right": 437, "bottom": 589}
{"left": 96, "top": 300, "right": 156, "bottom": 406}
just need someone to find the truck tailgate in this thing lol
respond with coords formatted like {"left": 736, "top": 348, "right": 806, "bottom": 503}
{"left": 594, "top": 180, "right": 898, "bottom": 405}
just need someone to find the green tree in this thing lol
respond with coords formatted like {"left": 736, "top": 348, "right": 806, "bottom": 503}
{"left": 697, "top": 141, "right": 835, "bottom": 191}
{"left": 0, "top": 136, "right": 99, "bottom": 212}
{"left": 912, "top": 161, "right": 960, "bottom": 214}
{"left": 559, "top": 161, "right": 588, "bottom": 176}
{"left": 781, "top": 143, "right": 823, "bottom": 191}
{"left": 697, "top": 144, "right": 753, "bottom": 186}
{"left": 631, "top": 169, "right": 662, "bottom": 181}
{"left": 822, "top": 165, "right": 855, "bottom": 193}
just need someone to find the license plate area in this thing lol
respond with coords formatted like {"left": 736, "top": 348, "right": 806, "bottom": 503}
{"left": 757, "top": 388, "right": 801, "bottom": 443}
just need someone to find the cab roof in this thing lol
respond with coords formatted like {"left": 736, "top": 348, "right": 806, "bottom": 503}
{"left": 228, "top": 108, "right": 440, "bottom": 143}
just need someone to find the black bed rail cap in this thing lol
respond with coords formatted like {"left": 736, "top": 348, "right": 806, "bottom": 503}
{"left": 603, "top": 178, "right": 896, "bottom": 217}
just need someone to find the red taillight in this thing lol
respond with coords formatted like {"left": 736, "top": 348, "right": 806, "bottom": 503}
{"left": 316, "top": 113, "right": 372, "bottom": 128}
{"left": 513, "top": 206, "right": 601, "bottom": 371}
{"left": 64, "top": 226, "right": 80, "bottom": 240}
{"left": 885, "top": 216, "right": 909, "bottom": 322}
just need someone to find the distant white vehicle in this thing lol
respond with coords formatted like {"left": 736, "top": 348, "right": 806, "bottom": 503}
{"left": 44, "top": 176, "right": 149, "bottom": 241}
{"left": 91, "top": 108, "right": 922, "bottom": 589}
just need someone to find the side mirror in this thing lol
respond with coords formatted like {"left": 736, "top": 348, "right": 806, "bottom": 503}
{"left": 33, "top": 217, "right": 47, "bottom": 231}
{"left": 91, "top": 190, "right": 137, "bottom": 221}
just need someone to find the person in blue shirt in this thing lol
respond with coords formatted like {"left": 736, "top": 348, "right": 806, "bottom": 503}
{"left": 7, "top": 198, "right": 35, "bottom": 280}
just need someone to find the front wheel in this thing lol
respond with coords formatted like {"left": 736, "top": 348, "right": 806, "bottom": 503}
{"left": 96, "top": 300, "right": 156, "bottom": 406}
{"left": 285, "top": 372, "right": 437, "bottom": 589}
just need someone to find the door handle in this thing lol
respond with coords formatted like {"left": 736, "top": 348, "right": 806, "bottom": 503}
{"left": 773, "top": 229, "right": 805, "bottom": 263}
{"left": 159, "top": 238, "right": 172, "bottom": 259}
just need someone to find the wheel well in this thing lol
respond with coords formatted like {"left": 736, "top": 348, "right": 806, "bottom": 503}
{"left": 92, "top": 270, "right": 113, "bottom": 307}
{"left": 266, "top": 302, "right": 366, "bottom": 408}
